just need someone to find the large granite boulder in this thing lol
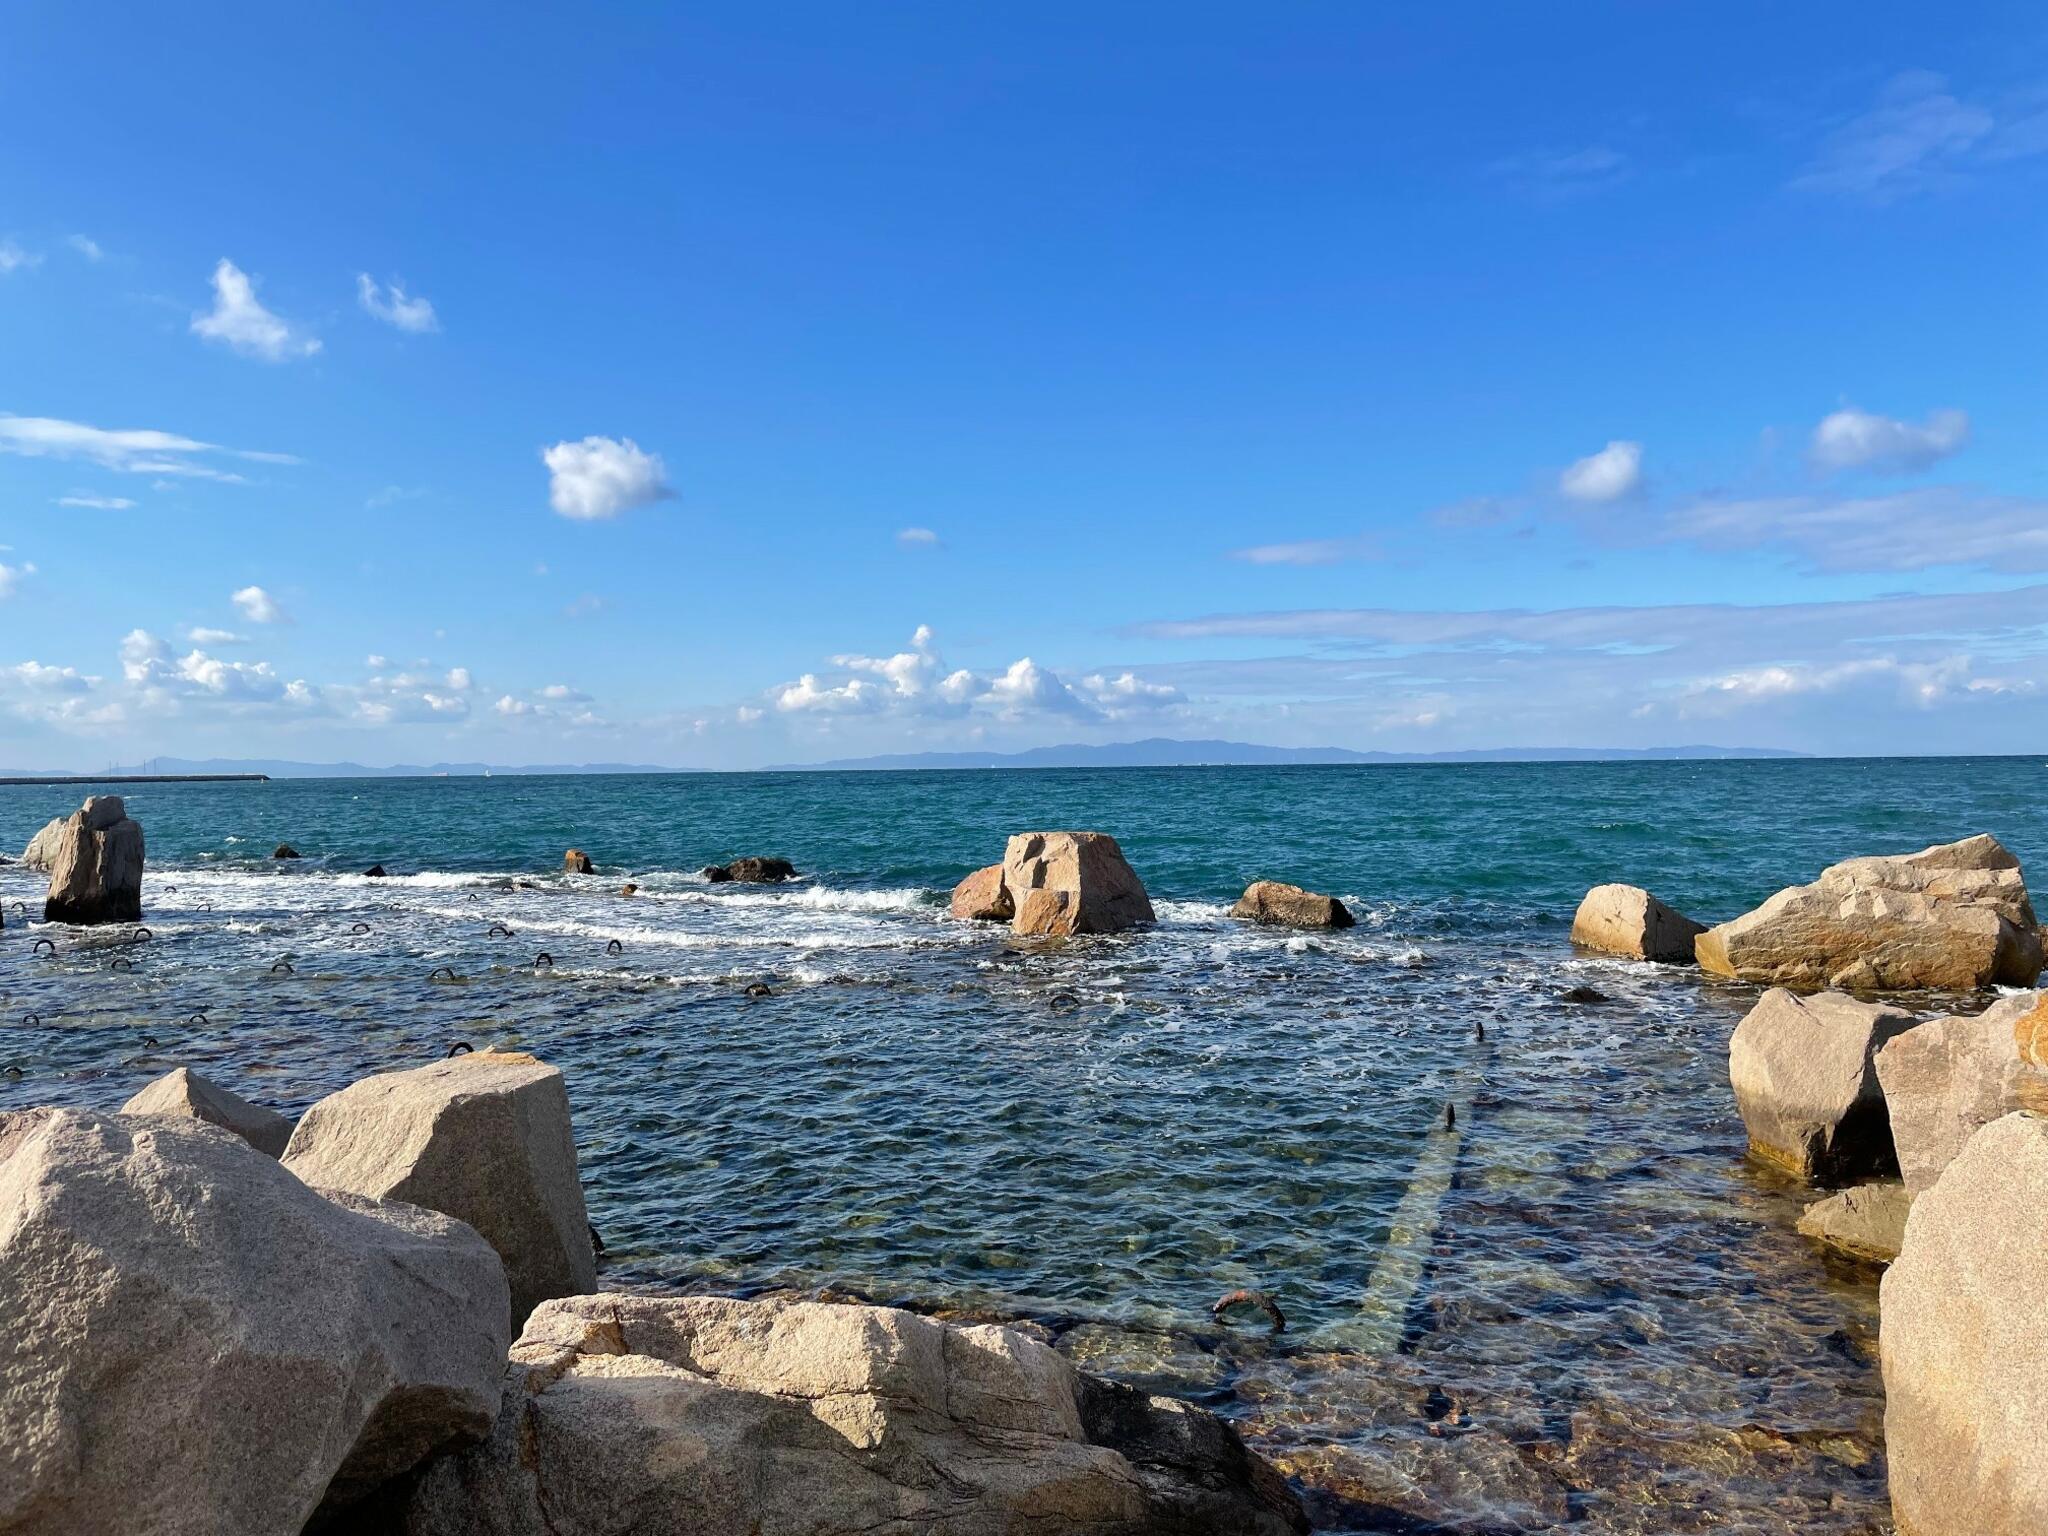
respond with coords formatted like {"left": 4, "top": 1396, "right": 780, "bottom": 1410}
{"left": 1232, "top": 880, "right": 1355, "bottom": 930}
{"left": 40, "top": 795, "right": 144, "bottom": 926}
{"left": 1881, "top": 1111, "right": 2048, "bottom": 1535}
{"left": 120, "top": 1066, "right": 294, "bottom": 1157}
{"left": 1570, "top": 882, "right": 1704, "bottom": 962}
{"left": 1003, "top": 831, "right": 1155, "bottom": 938}
{"left": 19, "top": 815, "right": 66, "bottom": 871}
{"left": 397, "top": 1293, "right": 1307, "bottom": 1536}
{"left": 1727, "top": 988, "right": 1919, "bottom": 1181}
{"left": 1696, "top": 833, "right": 2043, "bottom": 990}
{"left": 949, "top": 862, "right": 1013, "bottom": 922}
{"left": 282, "top": 1051, "right": 595, "bottom": 1331}
{"left": 704, "top": 856, "right": 797, "bottom": 883}
{"left": 1797, "top": 1181, "right": 1912, "bottom": 1263}
{"left": 0, "top": 1108, "right": 508, "bottom": 1535}
{"left": 1876, "top": 991, "right": 2048, "bottom": 1194}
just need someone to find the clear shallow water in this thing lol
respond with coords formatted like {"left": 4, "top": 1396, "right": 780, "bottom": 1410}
{"left": 4, "top": 758, "right": 2043, "bottom": 1533}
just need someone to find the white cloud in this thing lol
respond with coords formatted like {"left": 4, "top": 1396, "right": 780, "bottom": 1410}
{"left": 1662, "top": 487, "right": 2048, "bottom": 574}
{"left": 8, "top": 660, "right": 92, "bottom": 693}
{"left": 896, "top": 526, "right": 941, "bottom": 548}
{"left": 356, "top": 273, "right": 439, "bottom": 333}
{"left": 0, "top": 240, "right": 40, "bottom": 274}
{"left": 1810, "top": 406, "right": 1969, "bottom": 474}
{"left": 1489, "top": 145, "right": 1630, "bottom": 200}
{"left": 1794, "top": 72, "right": 1995, "bottom": 203}
{"left": 735, "top": 705, "right": 764, "bottom": 724}
{"left": 185, "top": 627, "right": 245, "bottom": 646}
{"left": 0, "top": 413, "right": 293, "bottom": 480}
{"left": 67, "top": 235, "right": 102, "bottom": 262}
{"left": 191, "top": 258, "right": 321, "bottom": 361}
{"left": 0, "top": 560, "right": 35, "bottom": 599}
{"left": 541, "top": 436, "right": 671, "bottom": 520}
{"left": 231, "top": 585, "right": 287, "bottom": 624}
{"left": 494, "top": 694, "right": 532, "bottom": 716}
{"left": 539, "top": 682, "right": 589, "bottom": 702}
{"left": 445, "top": 666, "right": 473, "bottom": 691}
{"left": 56, "top": 493, "right": 138, "bottom": 510}
{"left": 1230, "top": 535, "right": 1380, "bottom": 566}
{"left": 1559, "top": 440, "right": 1644, "bottom": 504}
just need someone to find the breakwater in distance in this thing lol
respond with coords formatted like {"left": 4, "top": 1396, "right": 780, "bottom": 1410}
{"left": 7, "top": 756, "right": 2044, "bottom": 1533}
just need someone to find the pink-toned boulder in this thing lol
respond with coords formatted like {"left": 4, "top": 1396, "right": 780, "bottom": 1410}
{"left": 949, "top": 863, "right": 1013, "bottom": 921}
{"left": 1002, "top": 831, "right": 1154, "bottom": 938}
{"left": 1570, "top": 883, "right": 1703, "bottom": 962}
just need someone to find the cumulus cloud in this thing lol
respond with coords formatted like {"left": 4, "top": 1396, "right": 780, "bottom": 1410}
{"left": 0, "top": 413, "right": 294, "bottom": 481}
{"left": 1810, "top": 406, "right": 1969, "bottom": 474}
{"left": 768, "top": 627, "right": 1182, "bottom": 725}
{"left": 1559, "top": 440, "right": 1644, "bottom": 504}
{"left": 542, "top": 436, "right": 671, "bottom": 520}
{"left": 191, "top": 259, "right": 320, "bottom": 361}
{"left": 231, "top": 585, "right": 287, "bottom": 624}
{"left": 356, "top": 274, "right": 439, "bottom": 333}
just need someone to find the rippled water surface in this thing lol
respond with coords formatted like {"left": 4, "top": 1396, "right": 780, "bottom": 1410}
{"left": 5, "top": 759, "right": 2044, "bottom": 1532}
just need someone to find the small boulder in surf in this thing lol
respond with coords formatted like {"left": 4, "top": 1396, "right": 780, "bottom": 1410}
{"left": 1232, "top": 880, "right": 1354, "bottom": 930}
{"left": 1570, "top": 883, "right": 1704, "bottom": 962}
{"left": 563, "top": 848, "right": 593, "bottom": 874}
{"left": 704, "top": 857, "right": 797, "bottom": 884}
{"left": 272, "top": 844, "right": 301, "bottom": 860}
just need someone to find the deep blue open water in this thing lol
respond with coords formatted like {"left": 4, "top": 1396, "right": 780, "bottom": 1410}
{"left": 6, "top": 758, "right": 2043, "bottom": 1533}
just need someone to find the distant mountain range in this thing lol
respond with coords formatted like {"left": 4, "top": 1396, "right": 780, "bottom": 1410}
{"left": 771, "top": 738, "right": 1809, "bottom": 770}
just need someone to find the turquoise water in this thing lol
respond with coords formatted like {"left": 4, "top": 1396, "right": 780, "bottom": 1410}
{"left": 6, "top": 758, "right": 2042, "bottom": 1532}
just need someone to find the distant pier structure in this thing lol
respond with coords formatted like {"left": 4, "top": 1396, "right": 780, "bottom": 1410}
{"left": 0, "top": 774, "right": 270, "bottom": 786}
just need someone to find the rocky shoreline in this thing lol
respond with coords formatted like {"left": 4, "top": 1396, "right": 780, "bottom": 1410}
{"left": 6, "top": 802, "right": 2047, "bottom": 1531}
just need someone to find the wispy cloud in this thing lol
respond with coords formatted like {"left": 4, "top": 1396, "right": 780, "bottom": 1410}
{"left": 1792, "top": 71, "right": 2048, "bottom": 203}
{"left": 56, "top": 493, "right": 138, "bottom": 510}
{"left": 1662, "top": 487, "right": 2048, "bottom": 574}
{"left": 896, "top": 526, "right": 941, "bottom": 549}
{"left": 1489, "top": 145, "right": 1631, "bottom": 200}
{"left": 542, "top": 435, "right": 671, "bottom": 520}
{"left": 0, "top": 414, "right": 295, "bottom": 481}
{"left": 1809, "top": 406, "right": 1968, "bottom": 474}
{"left": 67, "top": 235, "right": 102, "bottom": 262}
{"left": 191, "top": 258, "right": 321, "bottom": 361}
{"left": 357, "top": 273, "right": 439, "bottom": 333}
{"left": 1230, "top": 535, "right": 1381, "bottom": 567}
{"left": 0, "top": 240, "right": 42, "bottom": 274}
{"left": 0, "top": 560, "right": 35, "bottom": 599}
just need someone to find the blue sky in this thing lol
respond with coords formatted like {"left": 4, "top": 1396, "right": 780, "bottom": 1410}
{"left": 4, "top": 3, "right": 2046, "bottom": 767}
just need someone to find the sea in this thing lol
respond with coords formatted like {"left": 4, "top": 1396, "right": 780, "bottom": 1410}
{"left": 6, "top": 757, "right": 2042, "bottom": 1534}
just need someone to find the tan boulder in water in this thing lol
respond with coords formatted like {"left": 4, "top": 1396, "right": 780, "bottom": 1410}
{"left": 0, "top": 1108, "right": 508, "bottom": 1535}
{"left": 1695, "top": 834, "right": 2042, "bottom": 991}
{"left": 1003, "top": 831, "right": 1154, "bottom": 938}
{"left": 563, "top": 848, "right": 593, "bottom": 873}
{"left": 121, "top": 1066, "right": 294, "bottom": 1157}
{"left": 1797, "top": 1181, "right": 1912, "bottom": 1263}
{"left": 1881, "top": 1111, "right": 2048, "bottom": 1536}
{"left": 1570, "top": 883, "right": 1703, "bottom": 962}
{"left": 1727, "top": 988, "right": 1919, "bottom": 1182}
{"left": 282, "top": 1051, "right": 595, "bottom": 1331}
{"left": 19, "top": 815, "right": 66, "bottom": 872}
{"left": 397, "top": 1293, "right": 1307, "bottom": 1536}
{"left": 41, "top": 795, "right": 145, "bottom": 926}
{"left": 949, "top": 863, "right": 1013, "bottom": 922}
{"left": 1232, "top": 880, "right": 1354, "bottom": 930}
{"left": 1875, "top": 991, "right": 2048, "bottom": 1194}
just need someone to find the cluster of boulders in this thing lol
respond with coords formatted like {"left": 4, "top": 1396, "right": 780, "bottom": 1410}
{"left": 1571, "top": 833, "right": 2045, "bottom": 990}
{"left": 947, "top": 832, "right": 1352, "bottom": 937}
{"left": 0, "top": 1052, "right": 1302, "bottom": 1535}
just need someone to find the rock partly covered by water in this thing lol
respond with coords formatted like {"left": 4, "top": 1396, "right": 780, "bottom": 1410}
{"left": 1875, "top": 991, "right": 2048, "bottom": 1195}
{"left": 704, "top": 855, "right": 797, "bottom": 883}
{"left": 1003, "top": 831, "right": 1155, "bottom": 938}
{"left": 1797, "top": 1180, "right": 1912, "bottom": 1262}
{"left": 1696, "top": 833, "right": 2044, "bottom": 991}
{"left": 950, "top": 862, "right": 1013, "bottom": 922}
{"left": 1882, "top": 1111, "right": 2048, "bottom": 1536}
{"left": 41, "top": 795, "right": 144, "bottom": 926}
{"left": 396, "top": 1293, "right": 1306, "bottom": 1536}
{"left": 282, "top": 1051, "right": 595, "bottom": 1331}
{"left": 1570, "top": 882, "right": 1704, "bottom": 962}
{"left": 1232, "top": 880, "right": 1355, "bottom": 930}
{"left": 120, "top": 1065, "right": 293, "bottom": 1157}
{"left": 1728, "top": 988, "right": 1919, "bottom": 1182}
{"left": 0, "top": 1107, "right": 509, "bottom": 1535}
{"left": 19, "top": 815, "right": 66, "bottom": 872}
{"left": 562, "top": 848, "right": 593, "bottom": 873}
